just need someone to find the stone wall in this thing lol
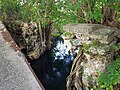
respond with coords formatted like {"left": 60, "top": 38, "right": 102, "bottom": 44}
{"left": 21, "top": 22, "right": 46, "bottom": 60}
{"left": 64, "top": 24, "right": 117, "bottom": 90}
{"left": 3, "top": 20, "right": 47, "bottom": 60}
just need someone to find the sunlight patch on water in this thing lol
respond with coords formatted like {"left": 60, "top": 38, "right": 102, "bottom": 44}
{"left": 53, "top": 41, "right": 74, "bottom": 64}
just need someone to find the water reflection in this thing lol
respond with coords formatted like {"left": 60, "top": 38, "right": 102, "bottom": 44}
{"left": 30, "top": 37, "right": 76, "bottom": 90}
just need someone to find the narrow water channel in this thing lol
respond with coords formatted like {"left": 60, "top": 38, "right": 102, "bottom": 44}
{"left": 30, "top": 37, "right": 77, "bottom": 90}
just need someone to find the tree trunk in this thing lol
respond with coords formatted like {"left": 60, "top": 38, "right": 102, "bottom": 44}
{"left": 45, "top": 20, "right": 52, "bottom": 50}
{"left": 102, "top": 6, "right": 120, "bottom": 29}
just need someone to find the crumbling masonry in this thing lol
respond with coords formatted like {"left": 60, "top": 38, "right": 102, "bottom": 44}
{"left": 63, "top": 24, "right": 116, "bottom": 90}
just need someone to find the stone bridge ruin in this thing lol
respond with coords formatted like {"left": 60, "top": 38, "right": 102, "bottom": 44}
{"left": 63, "top": 24, "right": 117, "bottom": 90}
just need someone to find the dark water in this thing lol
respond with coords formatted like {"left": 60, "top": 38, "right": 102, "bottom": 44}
{"left": 30, "top": 37, "right": 77, "bottom": 90}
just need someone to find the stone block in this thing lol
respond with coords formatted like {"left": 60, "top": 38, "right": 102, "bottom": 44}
{"left": 88, "top": 41, "right": 116, "bottom": 55}
{"left": 81, "top": 52, "right": 113, "bottom": 87}
{"left": 71, "top": 39, "right": 91, "bottom": 46}
{"left": 63, "top": 24, "right": 102, "bottom": 34}
{"left": 75, "top": 33, "right": 90, "bottom": 40}
{"left": 71, "top": 39, "right": 80, "bottom": 46}
{"left": 89, "top": 29, "right": 115, "bottom": 44}
{"left": 0, "top": 21, "right": 5, "bottom": 29}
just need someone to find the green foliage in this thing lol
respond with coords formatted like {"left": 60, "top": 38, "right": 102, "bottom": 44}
{"left": 59, "top": 0, "right": 120, "bottom": 24}
{"left": 114, "top": 42, "right": 120, "bottom": 51}
{"left": 90, "top": 40, "right": 102, "bottom": 47}
{"left": 113, "top": 42, "right": 120, "bottom": 58}
{"left": 0, "top": 0, "right": 20, "bottom": 20}
{"left": 82, "top": 41, "right": 102, "bottom": 52}
{"left": 51, "top": 33, "right": 61, "bottom": 37}
{"left": 98, "top": 58, "right": 120, "bottom": 90}
{"left": 63, "top": 32, "right": 72, "bottom": 37}
{"left": 1, "top": 0, "right": 120, "bottom": 30}
{"left": 82, "top": 42, "right": 89, "bottom": 52}
{"left": 0, "top": 0, "right": 66, "bottom": 35}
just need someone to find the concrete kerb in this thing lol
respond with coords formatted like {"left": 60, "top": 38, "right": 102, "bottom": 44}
{"left": 0, "top": 21, "right": 45, "bottom": 90}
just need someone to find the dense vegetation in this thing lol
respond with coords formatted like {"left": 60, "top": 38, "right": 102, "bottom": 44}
{"left": 98, "top": 58, "right": 120, "bottom": 90}
{"left": 0, "top": 0, "right": 120, "bottom": 31}
{"left": 0, "top": 0, "right": 120, "bottom": 90}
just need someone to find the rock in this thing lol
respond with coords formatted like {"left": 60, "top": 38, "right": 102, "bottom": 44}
{"left": 21, "top": 22, "right": 46, "bottom": 60}
{"left": 90, "top": 29, "right": 115, "bottom": 44}
{"left": 71, "top": 39, "right": 80, "bottom": 46}
{"left": 88, "top": 41, "right": 116, "bottom": 55}
{"left": 64, "top": 39, "right": 72, "bottom": 49}
{"left": 81, "top": 51, "right": 114, "bottom": 87}
{"left": 0, "top": 21, "right": 5, "bottom": 29}
{"left": 63, "top": 24, "right": 102, "bottom": 34}
{"left": 75, "top": 33, "right": 89, "bottom": 40}
{"left": 65, "top": 24, "right": 116, "bottom": 90}
{"left": 3, "top": 20, "right": 50, "bottom": 60}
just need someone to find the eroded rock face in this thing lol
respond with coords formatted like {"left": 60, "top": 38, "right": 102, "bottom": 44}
{"left": 3, "top": 20, "right": 47, "bottom": 60}
{"left": 21, "top": 22, "right": 46, "bottom": 60}
{"left": 65, "top": 24, "right": 117, "bottom": 90}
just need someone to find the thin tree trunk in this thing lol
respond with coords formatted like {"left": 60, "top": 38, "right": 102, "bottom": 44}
{"left": 45, "top": 20, "right": 52, "bottom": 50}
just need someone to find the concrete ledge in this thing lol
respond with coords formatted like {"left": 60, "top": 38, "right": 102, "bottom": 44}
{"left": 63, "top": 24, "right": 101, "bottom": 34}
{"left": 0, "top": 21, "right": 45, "bottom": 90}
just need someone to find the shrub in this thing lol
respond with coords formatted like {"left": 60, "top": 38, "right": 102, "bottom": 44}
{"left": 98, "top": 58, "right": 120, "bottom": 90}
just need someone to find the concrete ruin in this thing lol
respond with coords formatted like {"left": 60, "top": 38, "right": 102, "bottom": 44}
{"left": 63, "top": 24, "right": 116, "bottom": 90}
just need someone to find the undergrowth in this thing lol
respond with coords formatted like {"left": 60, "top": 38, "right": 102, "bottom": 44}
{"left": 98, "top": 58, "right": 120, "bottom": 90}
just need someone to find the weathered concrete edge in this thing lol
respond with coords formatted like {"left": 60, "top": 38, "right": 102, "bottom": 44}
{"left": 0, "top": 21, "right": 45, "bottom": 90}
{"left": 63, "top": 24, "right": 120, "bottom": 36}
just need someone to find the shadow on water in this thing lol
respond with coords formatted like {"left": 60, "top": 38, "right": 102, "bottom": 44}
{"left": 30, "top": 37, "right": 75, "bottom": 90}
